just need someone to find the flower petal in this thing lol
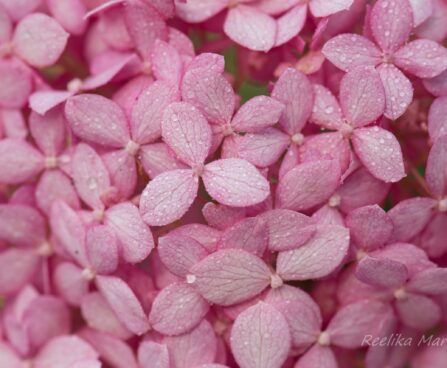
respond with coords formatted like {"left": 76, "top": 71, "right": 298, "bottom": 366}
{"left": 428, "top": 96, "right": 447, "bottom": 141}
{"left": 47, "top": 0, "right": 87, "bottom": 35}
{"left": 0, "top": 248, "right": 39, "bottom": 295}
{"left": 355, "top": 256, "right": 408, "bottom": 288}
{"left": 29, "top": 91, "right": 74, "bottom": 115}
{"left": 294, "top": 345, "right": 337, "bottom": 368}
{"left": 53, "top": 262, "right": 89, "bottom": 306}
{"left": 0, "top": 60, "right": 33, "bottom": 108}
{"left": 424, "top": 68, "right": 447, "bottom": 97}
{"left": 396, "top": 293, "right": 441, "bottom": 330}
{"left": 151, "top": 39, "right": 183, "bottom": 86}
{"left": 175, "top": 0, "right": 228, "bottom": 23}
{"left": 275, "top": 4, "right": 307, "bottom": 46}
{"left": 407, "top": 268, "right": 447, "bottom": 295}
{"left": 85, "top": 225, "right": 119, "bottom": 274}
{"left": 137, "top": 341, "right": 169, "bottom": 368}
{"left": 309, "top": 0, "right": 354, "bottom": 17}
{"left": 310, "top": 84, "right": 344, "bottom": 130}
{"left": 426, "top": 134, "right": 447, "bottom": 198}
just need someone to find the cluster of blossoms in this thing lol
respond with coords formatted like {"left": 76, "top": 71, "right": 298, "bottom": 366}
{"left": 1, "top": 0, "right": 447, "bottom": 367}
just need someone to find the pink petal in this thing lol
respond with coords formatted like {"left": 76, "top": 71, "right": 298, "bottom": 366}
{"left": 327, "top": 300, "right": 390, "bottom": 348}
{"left": 0, "top": 0, "right": 42, "bottom": 21}
{"left": 310, "top": 84, "right": 344, "bottom": 130}
{"left": 151, "top": 39, "right": 183, "bottom": 86}
{"left": 424, "top": 68, "right": 447, "bottom": 97}
{"left": 231, "top": 96, "right": 284, "bottom": 133}
{"left": 81, "top": 292, "right": 131, "bottom": 339}
{"left": 144, "top": 0, "right": 175, "bottom": 19}
{"left": 95, "top": 275, "right": 150, "bottom": 336}
{"left": 102, "top": 149, "right": 137, "bottom": 199}
{"left": 34, "top": 336, "right": 99, "bottom": 368}
{"left": 85, "top": 225, "right": 119, "bottom": 274}
{"left": 190, "top": 249, "right": 271, "bottom": 306}
{"left": 388, "top": 198, "right": 437, "bottom": 242}
{"left": 71, "top": 143, "right": 111, "bottom": 210}
{"left": 407, "top": 268, "right": 447, "bottom": 295}
{"left": 230, "top": 302, "right": 291, "bottom": 368}
{"left": 352, "top": 126, "right": 405, "bottom": 183}
{"left": 182, "top": 69, "right": 235, "bottom": 125}
{"left": 322, "top": 34, "right": 381, "bottom": 72}
{"left": 377, "top": 63, "right": 413, "bottom": 120}
{"left": 275, "top": 4, "right": 307, "bottom": 46}
{"left": 346, "top": 205, "right": 393, "bottom": 251}
{"left": 277, "top": 225, "right": 350, "bottom": 280}
{"left": 170, "top": 223, "right": 221, "bottom": 253}
{"left": 340, "top": 66, "right": 385, "bottom": 127}
{"left": 202, "top": 202, "right": 246, "bottom": 230}
{"left": 0, "top": 60, "right": 33, "bottom": 108}
{"left": 396, "top": 293, "right": 441, "bottom": 330}
{"left": 138, "top": 341, "right": 170, "bottom": 368}
{"left": 428, "top": 96, "right": 447, "bottom": 141}
{"left": 29, "top": 91, "right": 74, "bottom": 116}
{"left": 162, "top": 102, "right": 212, "bottom": 167}
{"left": 65, "top": 94, "right": 130, "bottom": 148}
{"left": 139, "top": 169, "right": 198, "bottom": 226}
{"left": 53, "top": 262, "right": 89, "bottom": 306}
{"left": 164, "top": 320, "right": 217, "bottom": 368}
{"left": 272, "top": 68, "right": 314, "bottom": 134}
{"left": 0, "top": 109, "right": 27, "bottom": 139}
{"left": 355, "top": 256, "right": 408, "bottom": 288}
{"left": 0, "top": 203, "right": 45, "bottom": 247}
{"left": 276, "top": 160, "right": 341, "bottom": 211}
{"left": 370, "top": 0, "right": 413, "bottom": 53}
{"left": 409, "top": 0, "right": 434, "bottom": 26}
{"left": 47, "top": 0, "right": 87, "bottom": 35}
{"left": 0, "top": 3, "right": 11, "bottom": 43}
{"left": 224, "top": 5, "right": 276, "bottom": 52}
{"left": 175, "top": 0, "right": 227, "bottom": 23}
{"left": 218, "top": 216, "right": 268, "bottom": 257}
{"left": 295, "top": 345, "right": 337, "bottom": 368}
{"left": 394, "top": 39, "right": 447, "bottom": 78}
{"left": 0, "top": 138, "right": 43, "bottom": 184}
{"left": 0, "top": 342, "right": 23, "bottom": 368}
{"left": 186, "top": 53, "right": 225, "bottom": 74}
{"left": 260, "top": 209, "right": 316, "bottom": 252}
{"left": 426, "top": 134, "right": 447, "bottom": 198}
{"left": 309, "top": 0, "right": 354, "bottom": 17}
{"left": 420, "top": 212, "right": 447, "bottom": 258}
{"left": 29, "top": 108, "right": 66, "bottom": 156}
{"left": 124, "top": 0, "right": 167, "bottom": 61}
{"left": 104, "top": 202, "right": 154, "bottom": 264}
{"left": 0, "top": 248, "right": 39, "bottom": 295}
{"left": 140, "top": 142, "right": 188, "bottom": 178}
{"left": 130, "top": 82, "right": 180, "bottom": 145}
{"left": 203, "top": 159, "right": 270, "bottom": 207}
{"left": 149, "top": 283, "right": 209, "bottom": 336}
{"left": 13, "top": 13, "right": 69, "bottom": 67}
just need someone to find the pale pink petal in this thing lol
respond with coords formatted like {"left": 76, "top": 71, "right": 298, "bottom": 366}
{"left": 186, "top": 53, "right": 225, "bottom": 74}
{"left": 409, "top": 0, "right": 433, "bottom": 26}
{"left": 388, "top": 198, "right": 437, "bottom": 242}
{"left": 104, "top": 202, "right": 154, "bottom": 264}
{"left": 0, "top": 3, "right": 11, "bottom": 43}
{"left": 29, "top": 91, "right": 74, "bottom": 116}
{"left": 190, "top": 249, "right": 271, "bottom": 306}
{"left": 168, "top": 27, "right": 194, "bottom": 56}
{"left": 275, "top": 4, "right": 307, "bottom": 46}
{"left": 47, "top": 0, "right": 87, "bottom": 35}
{"left": 170, "top": 223, "right": 221, "bottom": 253}
{"left": 138, "top": 341, "right": 170, "bottom": 368}
{"left": 131, "top": 82, "right": 179, "bottom": 145}
{"left": 0, "top": 0, "right": 42, "bottom": 21}
{"left": 420, "top": 212, "right": 447, "bottom": 258}
{"left": 0, "top": 342, "right": 23, "bottom": 368}
{"left": 377, "top": 63, "right": 413, "bottom": 120}
{"left": 426, "top": 134, "right": 447, "bottom": 198}
{"left": 355, "top": 256, "right": 408, "bottom": 288}
{"left": 346, "top": 205, "right": 393, "bottom": 251}
{"left": 164, "top": 320, "right": 217, "bottom": 368}
{"left": 182, "top": 69, "right": 235, "bottom": 125}
{"left": 278, "top": 145, "right": 300, "bottom": 178}
{"left": 202, "top": 202, "right": 246, "bottom": 230}
{"left": 276, "top": 160, "right": 341, "bottom": 211}
{"left": 327, "top": 300, "right": 390, "bottom": 348}
{"left": 152, "top": 39, "right": 183, "bottom": 86}
{"left": 149, "top": 283, "right": 209, "bottom": 336}
{"left": 295, "top": 345, "right": 337, "bottom": 368}
{"left": 0, "top": 248, "right": 39, "bottom": 295}
{"left": 224, "top": 5, "right": 276, "bottom": 52}
{"left": 65, "top": 94, "right": 130, "bottom": 148}
{"left": 71, "top": 143, "right": 111, "bottom": 210}
{"left": 276, "top": 225, "right": 350, "bottom": 280}
{"left": 162, "top": 102, "right": 212, "bottom": 167}
{"left": 0, "top": 60, "right": 32, "bottom": 108}
{"left": 428, "top": 96, "right": 447, "bottom": 141}
{"left": 102, "top": 149, "right": 137, "bottom": 199}
{"left": 310, "top": 84, "right": 344, "bottom": 130}
{"left": 231, "top": 96, "right": 284, "bottom": 133}
{"left": 34, "top": 336, "right": 99, "bottom": 368}
{"left": 175, "top": 0, "right": 227, "bottom": 23}
{"left": 231, "top": 302, "right": 291, "bottom": 368}
{"left": 81, "top": 292, "right": 131, "bottom": 339}
{"left": 218, "top": 216, "right": 268, "bottom": 257}
{"left": 394, "top": 39, "right": 447, "bottom": 78}
{"left": 309, "top": 0, "right": 354, "bottom": 17}
{"left": 139, "top": 169, "right": 198, "bottom": 226}
{"left": 407, "top": 268, "right": 447, "bottom": 295}
{"left": 340, "top": 67, "right": 385, "bottom": 127}
{"left": 85, "top": 225, "right": 119, "bottom": 274}
{"left": 0, "top": 203, "right": 45, "bottom": 247}
{"left": 272, "top": 68, "right": 314, "bottom": 134}
{"left": 322, "top": 34, "right": 381, "bottom": 71}
{"left": 0, "top": 109, "right": 27, "bottom": 139}
{"left": 13, "top": 13, "right": 69, "bottom": 67}
{"left": 370, "top": 0, "right": 413, "bottom": 53}
{"left": 235, "top": 128, "right": 290, "bottom": 168}
{"left": 140, "top": 142, "right": 188, "bottom": 178}
{"left": 124, "top": 0, "right": 167, "bottom": 61}
{"left": 95, "top": 275, "right": 150, "bottom": 336}
{"left": 54, "top": 262, "right": 89, "bottom": 306}
{"left": 424, "top": 68, "right": 447, "bottom": 97}
{"left": 352, "top": 126, "right": 405, "bottom": 183}
{"left": 203, "top": 158, "right": 270, "bottom": 207}
{"left": 29, "top": 108, "right": 66, "bottom": 156}
{"left": 396, "top": 293, "right": 441, "bottom": 330}
{"left": 0, "top": 138, "right": 43, "bottom": 184}
{"left": 260, "top": 209, "right": 316, "bottom": 252}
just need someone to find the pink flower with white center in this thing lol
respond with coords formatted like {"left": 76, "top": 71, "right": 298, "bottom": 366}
{"left": 139, "top": 102, "right": 270, "bottom": 226}
{"left": 323, "top": 0, "right": 447, "bottom": 120}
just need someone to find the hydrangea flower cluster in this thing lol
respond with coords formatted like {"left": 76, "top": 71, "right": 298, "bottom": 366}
{"left": 1, "top": 0, "right": 447, "bottom": 367}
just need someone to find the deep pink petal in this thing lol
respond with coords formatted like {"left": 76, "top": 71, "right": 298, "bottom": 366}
{"left": 355, "top": 256, "right": 408, "bottom": 288}
{"left": 407, "top": 268, "right": 447, "bottom": 295}
{"left": 277, "top": 225, "right": 350, "bottom": 280}
{"left": 428, "top": 96, "right": 447, "bottom": 141}
{"left": 190, "top": 249, "right": 271, "bottom": 306}
{"left": 0, "top": 60, "right": 33, "bottom": 108}
{"left": 309, "top": 0, "right": 354, "bottom": 17}
{"left": 231, "top": 302, "right": 291, "bottom": 368}
{"left": 275, "top": 4, "right": 307, "bottom": 46}
{"left": 426, "top": 134, "right": 447, "bottom": 198}
{"left": 139, "top": 169, "right": 198, "bottom": 226}
{"left": 396, "top": 293, "right": 441, "bottom": 330}
{"left": 144, "top": 0, "right": 175, "bottom": 19}
{"left": 224, "top": 5, "right": 276, "bottom": 52}
{"left": 310, "top": 84, "right": 344, "bottom": 130}
{"left": 139, "top": 142, "right": 188, "bottom": 178}
{"left": 202, "top": 202, "right": 246, "bottom": 230}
